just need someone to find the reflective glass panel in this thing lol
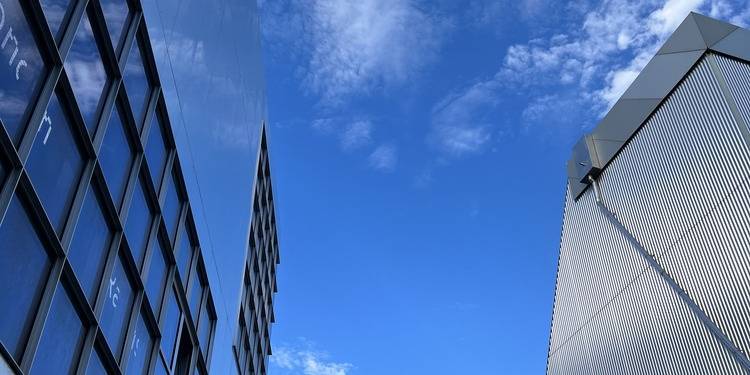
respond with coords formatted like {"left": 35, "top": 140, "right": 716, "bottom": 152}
{"left": 125, "top": 312, "right": 153, "bottom": 375}
{"left": 187, "top": 266, "right": 202, "bottom": 318}
{"left": 100, "top": 105, "right": 133, "bottom": 207}
{"left": 65, "top": 10, "right": 108, "bottom": 134}
{"left": 100, "top": 253, "right": 135, "bottom": 358}
{"left": 123, "top": 38, "right": 151, "bottom": 123}
{"left": 162, "top": 171, "right": 180, "bottom": 242}
{"left": 0, "top": 194, "right": 51, "bottom": 360}
{"left": 0, "top": 0, "right": 46, "bottom": 144}
{"left": 30, "top": 283, "right": 85, "bottom": 375}
{"left": 154, "top": 356, "right": 168, "bottom": 375}
{"left": 145, "top": 112, "right": 167, "bottom": 188}
{"left": 0, "top": 154, "right": 6, "bottom": 186}
{"left": 100, "top": 0, "right": 129, "bottom": 50}
{"left": 40, "top": 0, "right": 72, "bottom": 40}
{"left": 85, "top": 347, "right": 108, "bottom": 375}
{"left": 125, "top": 177, "right": 152, "bottom": 269}
{"left": 68, "top": 185, "right": 112, "bottom": 305}
{"left": 26, "top": 93, "right": 84, "bottom": 234}
{"left": 160, "top": 287, "right": 180, "bottom": 363}
{"left": 175, "top": 227, "right": 193, "bottom": 283}
{"left": 145, "top": 239, "right": 168, "bottom": 313}
{"left": 197, "top": 305, "right": 211, "bottom": 356}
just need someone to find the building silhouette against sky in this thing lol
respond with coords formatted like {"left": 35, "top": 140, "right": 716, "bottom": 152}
{"left": 0, "top": 0, "right": 277, "bottom": 374}
{"left": 549, "top": 13, "right": 750, "bottom": 374}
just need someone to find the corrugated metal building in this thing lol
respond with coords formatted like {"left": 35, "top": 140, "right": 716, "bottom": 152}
{"left": 549, "top": 13, "right": 750, "bottom": 374}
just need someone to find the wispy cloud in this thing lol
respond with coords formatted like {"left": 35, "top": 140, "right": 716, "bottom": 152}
{"left": 341, "top": 121, "right": 373, "bottom": 151}
{"left": 311, "top": 118, "right": 373, "bottom": 151}
{"left": 272, "top": 344, "right": 353, "bottom": 375}
{"left": 261, "top": 0, "right": 447, "bottom": 105}
{"left": 430, "top": 0, "right": 750, "bottom": 158}
{"left": 499, "top": 0, "right": 749, "bottom": 109}
{"left": 368, "top": 144, "right": 398, "bottom": 172}
{"left": 429, "top": 79, "right": 498, "bottom": 156}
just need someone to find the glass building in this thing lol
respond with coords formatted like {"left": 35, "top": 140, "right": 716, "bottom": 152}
{"left": 0, "top": 0, "right": 277, "bottom": 374}
{"left": 549, "top": 13, "right": 750, "bottom": 374}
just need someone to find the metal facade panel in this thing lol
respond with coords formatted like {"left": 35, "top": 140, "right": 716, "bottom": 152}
{"left": 548, "top": 267, "right": 746, "bottom": 375}
{"left": 716, "top": 54, "right": 750, "bottom": 126}
{"left": 549, "top": 187, "right": 648, "bottom": 354}
{"left": 597, "top": 58, "right": 750, "bottom": 258}
{"left": 549, "top": 55, "right": 750, "bottom": 372}
{"left": 565, "top": 14, "right": 750, "bottom": 197}
{"left": 648, "top": 54, "right": 750, "bottom": 359}
{"left": 661, "top": 176, "right": 750, "bottom": 359}
{"left": 713, "top": 28, "right": 750, "bottom": 61}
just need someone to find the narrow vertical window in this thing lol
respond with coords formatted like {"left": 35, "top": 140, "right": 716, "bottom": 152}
{"left": 0, "top": 194, "right": 52, "bottom": 360}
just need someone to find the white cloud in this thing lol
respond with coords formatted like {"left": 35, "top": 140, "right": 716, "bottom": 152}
{"left": 429, "top": 79, "right": 498, "bottom": 156}
{"left": 497, "top": 0, "right": 749, "bottom": 110}
{"left": 261, "top": 0, "right": 446, "bottom": 105}
{"left": 340, "top": 121, "right": 372, "bottom": 150}
{"left": 368, "top": 144, "right": 397, "bottom": 171}
{"left": 272, "top": 346, "right": 353, "bottom": 375}
{"left": 428, "top": 0, "right": 750, "bottom": 155}
{"left": 650, "top": 0, "right": 706, "bottom": 36}
{"left": 311, "top": 118, "right": 337, "bottom": 134}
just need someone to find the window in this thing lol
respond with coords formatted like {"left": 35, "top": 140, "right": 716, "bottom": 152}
{"left": 123, "top": 37, "right": 152, "bottom": 123}
{"left": 145, "top": 238, "right": 168, "bottom": 314}
{"left": 160, "top": 287, "right": 181, "bottom": 365}
{"left": 26, "top": 93, "right": 84, "bottom": 234}
{"left": 162, "top": 170, "right": 181, "bottom": 242}
{"left": 154, "top": 355, "right": 168, "bottom": 375}
{"left": 99, "top": 252, "right": 135, "bottom": 359}
{"left": 125, "top": 311, "right": 153, "bottom": 375}
{"left": 68, "top": 185, "right": 112, "bottom": 305}
{"left": 39, "top": 0, "right": 73, "bottom": 41}
{"left": 0, "top": 153, "right": 7, "bottom": 187}
{"left": 65, "top": 9, "right": 108, "bottom": 134}
{"left": 85, "top": 346, "right": 108, "bottom": 375}
{"left": 237, "top": 328, "right": 247, "bottom": 375}
{"left": 0, "top": 194, "right": 52, "bottom": 360}
{"left": 29, "top": 283, "right": 85, "bottom": 375}
{"left": 144, "top": 112, "right": 167, "bottom": 188}
{"left": 175, "top": 227, "right": 193, "bottom": 284}
{"left": 198, "top": 302, "right": 213, "bottom": 357}
{"left": 125, "top": 176, "right": 153, "bottom": 269}
{"left": 187, "top": 264, "right": 203, "bottom": 319}
{"left": 174, "top": 324, "right": 193, "bottom": 375}
{"left": 100, "top": 0, "right": 129, "bottom": 51}
{"left": 0, "top": 0, "right": 46, "bottom": 144}
{"left": 99, "top": 105, "right": 134, "bottom": 207}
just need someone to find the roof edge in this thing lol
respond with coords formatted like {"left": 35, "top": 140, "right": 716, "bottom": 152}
{"left": 567, "top": 12, "right": 746, "bottom": 199}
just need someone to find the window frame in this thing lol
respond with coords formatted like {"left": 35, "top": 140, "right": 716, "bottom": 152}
{"left": 0, "top": 2, "right": 218, "bottom": 373}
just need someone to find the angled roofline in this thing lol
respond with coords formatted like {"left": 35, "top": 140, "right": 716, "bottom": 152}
{"left": 567, "top": 12, "right": 750, "bottom": 198}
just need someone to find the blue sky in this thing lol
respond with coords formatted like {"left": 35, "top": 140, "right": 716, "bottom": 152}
{"left": 257, "top": 0, "right": 750, "bottom": 373}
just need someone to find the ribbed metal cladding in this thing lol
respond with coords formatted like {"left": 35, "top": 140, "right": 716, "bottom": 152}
{"left": 716, "top": 54, "right": 750, "bottom": 126}
{"left": 597, "top": 57, "right": 750, "bottom": 259}
{"left": 548, "top": 187, "right": 648, "bottom": 354}
{"left": 548, "top": 267, "right": 746, "bottom": 374}
{"left": 597, "top": 55, "right": 750, "bottom": 360}
{"left": 548, "top": 55, "right": 750, "bottom": 372}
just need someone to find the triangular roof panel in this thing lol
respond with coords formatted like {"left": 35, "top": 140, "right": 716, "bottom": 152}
{"left": 712, "top": 28, "right": 750, "bottom": 61}
{"left": 567, "top": 13, "right": 750, "bottom": 199}
{"left": 693, "top": 12, "right": 738, "bottom": 47}
{"left": 657, "top": 15, "right": 707, "bottom": 55}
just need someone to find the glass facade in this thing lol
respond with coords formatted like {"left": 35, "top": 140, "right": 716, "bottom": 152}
{"left": 137, "top": 0, "right": 275, "bottom": 371}
{"left": 234, "top": 133, "right": 279, "bottom": 375}
{"left": 0, "top": 1, "right": 217, "bottom": 374}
